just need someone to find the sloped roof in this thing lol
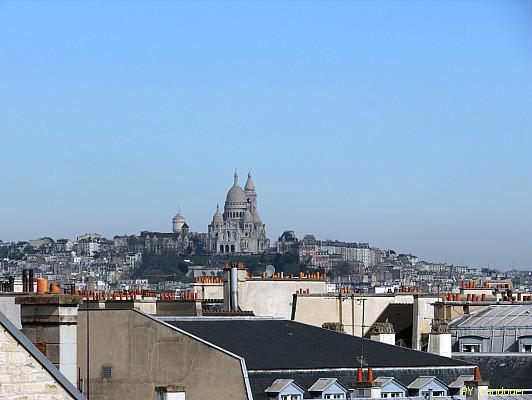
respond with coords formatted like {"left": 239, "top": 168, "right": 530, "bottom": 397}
{"left": 0, "top": 311, "right": 84, "bottom": 400}
{"left": 453, "top": 354, "right": 532, "bottom": 387}
{"left": 448, "top": 375, "right": 474, "bottom": 389}
{"left": 374, "top": 376, "right": 408, "bottom": 391}
{"left": 408, "top": 376, "right": 446, "bottom": 390}
{"left": 451, "top": 304, "right": 532, "bottom": 329}
{"left": 264, "top": 379, "right": 303, "bottom": 394}
{"left": 308, "top": 378, "right": 348, "bottom": 393}
{"left": 163, "top": 318, "right": 470, "bottom": 370}
{"left": 248, "top": 368, "right": 474, "bottom": 400}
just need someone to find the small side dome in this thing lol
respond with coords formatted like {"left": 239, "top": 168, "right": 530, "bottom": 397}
{"left": 252, "top": 209, "right": 261, "bottom": 222}
{"left": 212, "top": 205, "right": 223, "bottom": 223}
{"left": 172, "top": 212, "right": 186, "bottom": 233}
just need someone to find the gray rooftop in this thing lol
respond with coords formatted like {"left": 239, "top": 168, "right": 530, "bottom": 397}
{"left": 407, "top": 376, "right": 444, "bottom": 389}
{"left": 265, "top": 379, "right": 299, "bottom": 393}
{"left": 448, "top": 375, "right": 474, "bottom": 389}
{"left": 488, "top": 396, "right": 532, "bottom": 400}
{"left": 451, "top": 304, "right": 532, "bottom": 329}
{"left": 374, "top": 376, "right": 407, "bottom": 390}
{"left": 308, "top": 378, "right": 345, "bottom": 393}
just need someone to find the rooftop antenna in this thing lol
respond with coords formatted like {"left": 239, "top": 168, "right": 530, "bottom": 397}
{"left": 354, "top": 297, "right": 368, "bottom": 368}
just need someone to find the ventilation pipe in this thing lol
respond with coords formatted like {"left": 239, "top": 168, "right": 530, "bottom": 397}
{"left": 28, "top": 269, "right": 35, "bottom": 292}
{"left": 230, "top": 264, "right": 238, "bottom": 311}
{"left": 22, "top": 269, "right": 28, "bottom": 292}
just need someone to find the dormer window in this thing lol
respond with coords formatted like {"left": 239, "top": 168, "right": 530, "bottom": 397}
{"left": 281, "top": 396, "right": 301, "bottom": 400}
{"left": 518, "top": 336, "right": 532, "bottom": 352}
{"left": 324, "top": 394, "right": 345, "bottom": 399}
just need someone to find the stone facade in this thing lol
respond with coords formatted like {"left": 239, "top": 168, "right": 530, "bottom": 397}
{"left": 207, "top": 171, "right": 269, "bottom": 254}
{"left": 139, "top": 228, "right": 191, "bottom": 255}
{"left": 0, "top": 325, "right": 75, "bottom": 399}
{"left": 298, "top": 238, "right": 383, "bottom": 268}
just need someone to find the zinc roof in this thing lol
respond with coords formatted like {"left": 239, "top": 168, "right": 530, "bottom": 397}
{"left": 452, "top": 304, "right": 532, "bottom": 329}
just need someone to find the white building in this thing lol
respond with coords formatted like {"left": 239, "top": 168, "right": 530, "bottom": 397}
{"left": 207, "top": 171, "right": 269, "bottom": 254}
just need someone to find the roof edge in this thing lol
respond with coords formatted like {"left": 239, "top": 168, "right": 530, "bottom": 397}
{"left": 134, "top": 310, "right": 253, "bottom": 400}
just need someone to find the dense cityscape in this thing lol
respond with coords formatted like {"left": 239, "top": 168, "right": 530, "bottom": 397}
{"left": 2, "top": 172, "right": 531, "bottom": 296}
{"left": 1, "top": 1, "right": 531, "bottom": 399}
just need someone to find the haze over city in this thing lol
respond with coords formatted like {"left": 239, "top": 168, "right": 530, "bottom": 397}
{"left": 1, "top": 1, "right": 531, "bottom": 269}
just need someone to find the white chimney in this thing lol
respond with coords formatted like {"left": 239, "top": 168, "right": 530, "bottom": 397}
{"left": 428, "top": 320, "right": 452, "bottom": 358}
{"left": 156, "top": 385, "right": 185, "bottom": 400}
{"left": 230, "top": 265, "right": 239, "bottom": 311}
{"left": 369, "top": 321, "right": 396, "bottom": 346}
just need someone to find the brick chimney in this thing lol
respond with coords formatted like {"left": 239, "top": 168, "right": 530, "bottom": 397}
{"left": 15, "top": 292, "right": 82, "bottom": 385}
{"left": 464, "top": 367, "right": 489, "bottom": 400}
{"left": 351, "top": 368, "right": 381, "bottom": 398}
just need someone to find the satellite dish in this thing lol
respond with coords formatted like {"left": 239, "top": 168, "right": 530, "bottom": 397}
{"left": 265, "top": 265, "right": 275, "bottom": 278}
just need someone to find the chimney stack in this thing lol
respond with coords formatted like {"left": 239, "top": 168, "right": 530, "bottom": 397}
{"left": 22, "top": 269, "right": 28, "bottom": 292}
{"left": 28, "top": 269, "right": 34, "bottom": 292}
{"left": 369, "top": 322, "right": 395, "bottom": 346}
{"left": 15, "top": 293, "right": 82, "bottom": 385}
{"left": 352, "top": 367, "right": 380, "bottom": 398}
{"left": 230, "top": 264, "right": 239, "bottom": 311}
{"left": 367, "top": 367, "right": 373, "bottom": 382}
{"left": 464, "top": 367, "right": 489, "bottom": 400}
{"left": 155, "top": 385, "right": 186, "bottom": 400}
{"left": 428, "top": 320, "right": 452, "bottom": 358}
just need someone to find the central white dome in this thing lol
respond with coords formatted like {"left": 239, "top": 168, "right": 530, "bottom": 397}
{"left": 226, "top": 184, "right": 246, "bottom": 203}
{"left": 225, "top": 171, "right": 246, "bottom": 204}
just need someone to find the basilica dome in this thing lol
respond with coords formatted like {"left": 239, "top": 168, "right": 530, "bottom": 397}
{"left": 225, "top": 171, "right": 246, "bottom": 204}
{"left": 226, "top": 185, "right": 246, "bottom": 203}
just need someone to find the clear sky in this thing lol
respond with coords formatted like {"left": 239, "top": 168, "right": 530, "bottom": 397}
{"left": 1, "top": 1, "right": 531, "bottom": 269}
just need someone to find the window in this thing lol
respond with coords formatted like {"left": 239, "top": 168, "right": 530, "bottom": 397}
{"left": 462, "top": 343, "right": 481, "bottom": 352}
{"left": 421, "top": 390, "right": 446, "bottom": 398}
{"left": 324, "top": 394, "right": 345, "bottom": 399}
{"left": 519, "top": 337, "right": 532, "bottom": 352}
{"left": 281, "top": 396, "right": 301, "bottom": 400}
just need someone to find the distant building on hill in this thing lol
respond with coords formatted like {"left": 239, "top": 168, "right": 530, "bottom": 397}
{"left": 207, "top": 171, "right": 270, "bottom": 254}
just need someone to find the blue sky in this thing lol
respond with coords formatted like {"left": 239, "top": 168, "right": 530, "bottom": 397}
{"left": 1, "top": 1, "right": 531, "bottom": 269}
